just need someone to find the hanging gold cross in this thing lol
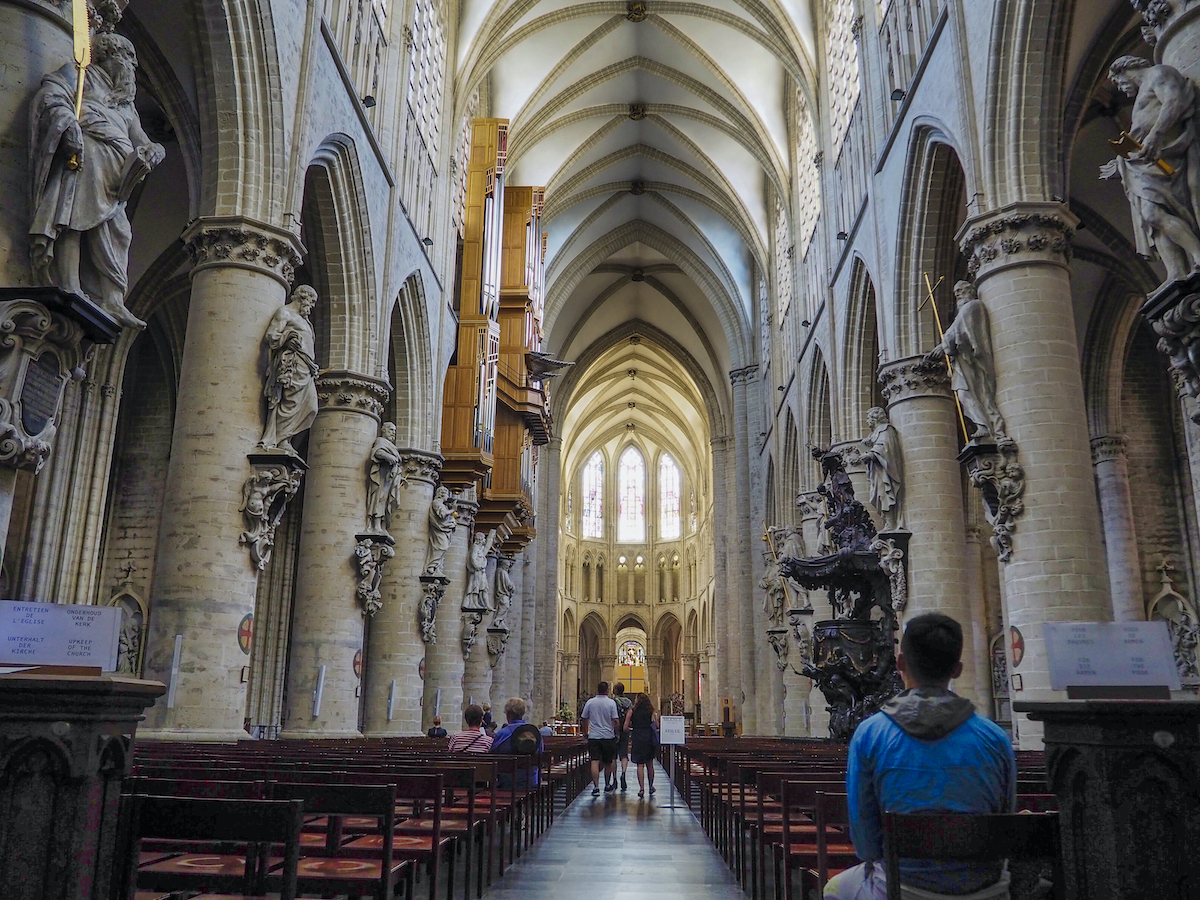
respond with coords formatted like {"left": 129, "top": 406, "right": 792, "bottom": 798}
{"left": 918, "top": 272, "right": 969, "bottom": 439}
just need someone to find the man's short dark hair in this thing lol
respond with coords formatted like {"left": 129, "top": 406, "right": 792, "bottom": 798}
{"left": 901, "top": 613, "right": 963, "bottom": 683}
{"left": 597, "top": 681, "right": 609, "bottom": 695}
{"left": 614, "top": 682, "right": 625, "bottom": 696}
{"left": 464, "top": 704, "right": 483, "bottom": 727}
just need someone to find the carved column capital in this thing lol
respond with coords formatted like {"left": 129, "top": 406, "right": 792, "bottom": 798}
{"left": 561, "top": 651, "right": 580, "bottom": 665}
{"left": 182, "top": 216, "right": 305, "bottom": 290}
{"left": 957, "top": 202, "right": 1077, "bottom": 282}
{"left": 797, "top": 489, "right": 822, "bottom": 519}
{"left": 879, "top": 354, "right": 952, "bottom": 404}
{"left": 729, "top": 364, "right": 759, "bottom": 385}
{"left": 452, "top": 483, "right": 480, "bottom": 531}
{"left": 399, "top": 449, "right": 443, "bottom": 486}
{"left": 1090, "top": 434, "right": 1129, "bottom": 465}
{"left": 315, "top": 370, "right": 390, "bottom": 420}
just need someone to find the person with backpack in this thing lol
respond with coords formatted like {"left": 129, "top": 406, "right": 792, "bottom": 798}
{"left": 490, "top": 696, "right": 543, "bottom": 788}
{"left": 612, "top": 682, "right": 634, "bottom": 792}
{"left": 448, "top": 704, "right": 493, "bottom": 752}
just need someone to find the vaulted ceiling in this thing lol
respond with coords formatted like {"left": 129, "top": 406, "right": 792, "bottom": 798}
{"left": 455, "top": 0, "right": 819, "bottom": 384}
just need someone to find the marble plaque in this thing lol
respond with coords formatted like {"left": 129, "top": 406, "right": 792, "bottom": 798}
{"left": 0, "top": 601, "right": 121, "bottom": 669}
{"left": 20, "top": 351, "right": 62, "bottom": 436}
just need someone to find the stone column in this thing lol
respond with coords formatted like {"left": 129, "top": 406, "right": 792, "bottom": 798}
{"left": 645, "top": 653, "right": 664, "bottom": 704}
{"left": 681, "top": 652, "right": 699, "bottom": 712}
{"left": 521, "top": 549, "right": 537, "bottom": 701}
{"left": 798, "top": 491, "right": 831, "bottom": 737}
{"left": 730, "top": 366, "right": 761, "bottom": 733}
{"left": 421, "top": 485, "right": 476, "bottom": 730}
{"left": 461, "top": 552, "right": 496, "bottom": 715}
{"left": 279, "top": 373, "right": 390, "bottom": 738}
{"left": 782, "top": 655, "right": 810, "bottom": 737}
{"left": 141, "top": 217, "right": 303, "bottom": 740}
{"left": 710, "top": 435, "right": 738, "bottom": 722}
{"left": 963, "top": 521, "right": 993, "bottom": 710}
{"left": 363, "top": 450, "right": 441, "bottom": 735}
{"left": 495, "top": 553, "right": 523, "bottom": 705}
{"left": 599, "top": 654, "right": 617, "bottom": 685}
{"left": 533, "top": 439, "right": 562, "bottom": 720}
{"left": 960, "top": 204, "right": 1112, "bottom": 745}
{"left": 562, "top": 651, "right": 580, "bottom": 714}
{"left": 878, "top": 356, "right": 979, "bottom": 703}
{"left": 1091, "top": 435, "right": 1146, "bottom": 622}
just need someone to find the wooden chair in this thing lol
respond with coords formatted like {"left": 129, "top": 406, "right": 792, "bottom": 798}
{"left": 813, "top": 792, "right": 858, "bottom": 898}
{"left": 119, "top": 795, "right": 304, "bottom": 900}
{"left": 882, "top": 811, "right": 1062, "bottom": 900}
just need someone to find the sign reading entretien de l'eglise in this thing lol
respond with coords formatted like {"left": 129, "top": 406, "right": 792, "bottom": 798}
{"left": 0, "top": 600, "right": 121, "bottom": 670}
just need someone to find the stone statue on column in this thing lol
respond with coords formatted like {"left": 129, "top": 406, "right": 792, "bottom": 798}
{"left": 859, "top": 406, "right": 904, "bottom": 531}
{"left": 424, "top": 486, "right": 457, "bottom": 576}
{"left": 493, "top": 555, "right": 515, "bottom": 629}
{"left": 258, "top": 285, "right": 319, "bottom": 455}
{"left": 925, "top": 281, "right": 1007, "bottom": 442}
{"left": 365, "top": 421, "right": 405, "bottom": 533}
{"left": 463, "top": 530, "right": 496, "bottom": 613}
{"left": 1100, "top": 56, "right": 1200, "bottom": 285}
{"left": 29, "top": 32, "right": 164, "bottom": 330}
{"left": 759, "top": 549, "right": 787, "bottom": 627}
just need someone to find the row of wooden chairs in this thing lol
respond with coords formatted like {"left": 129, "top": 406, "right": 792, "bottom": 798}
{"left": 661, "top": 738, "right": 1059, "bottom": 900}
{"left": 115, "top": 736, "right": 590, "bottom": 900}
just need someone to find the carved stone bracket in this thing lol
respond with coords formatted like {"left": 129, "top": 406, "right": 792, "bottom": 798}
{"left": 796, "top": 489, "right": 822, "bottom": 519}
{"left": 0, "top": 295, "right": 92, "bottom": 473}
{"left": 959, "top": 440, "right": 1025, "bottom": 563}
{"left": 239, "top": 452, "right": 307, "bottom": 569}
{"left": 878, "top": 355, "right": 951, "bottom": 405}
{"left": 316, "top": 370, "right": 390, "bottom": 421}
{"left": 353, "top": 533, "right": 395, "bottom": 617}
{"left": 182, "top": 216, "right": 305, "bottom": 290}
{"left": 767, "top": 627, "right": 790, "bottom": 671}
{"left": 399, "top": 449, "right": 443, "bottom": 487}
{"left": 957, "top": 204, "right": 1077, "bottom": 281}
{"left": 1142, "top": 272, "right": 1200, "bottom": 423}
{"left": 788, "top": 609, "right": 814, "bottom": 666}
{"left": 418, "top": 575, "right": 449, "bottom": 644}
{"left": 462, "top": 611, "right": 484, "bottom": 658}
{"left": 486, "top": 626, "right": 510, "bottom": 668}
{"left": 871, "top": 530, "right": 910, "bottom": 612}
{"left": 453, "top": 483, "right": 480, "bottom": 532}
{"left": 1129, "top": 0, "right": 1185, "bottom": 45}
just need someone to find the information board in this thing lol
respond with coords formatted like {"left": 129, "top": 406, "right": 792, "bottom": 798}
{"left": 659, "top": 714, "right": 686, "bottom": 745}
{"left": 1044, "top": 621, "right": 1181, "bottom": 691}
{"left": 0, "top": 601, "right": 121, "bottom": 670}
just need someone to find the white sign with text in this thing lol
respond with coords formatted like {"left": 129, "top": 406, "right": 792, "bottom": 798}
{"left": 0, "top": 601, "right": 121, "bottom": 670}
{"left": 1044, "top": 621, "right": 1181, "bottom": 691}
{"left": 659, "top": 715, "right": 686, "bottom": 745}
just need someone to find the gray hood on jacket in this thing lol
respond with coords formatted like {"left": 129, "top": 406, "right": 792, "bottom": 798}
{"left": 880, "top": 688, "right": 975, "bottom": 740}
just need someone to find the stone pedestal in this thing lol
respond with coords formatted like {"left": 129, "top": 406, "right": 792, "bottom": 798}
{"left": 281, "top": 372, "right": 389, "bottom": 739}
{"left": 960, "top": 205, "right": 1112, "bottom": 746}
{"left": 0, "top": 673, "right": 165, "bottom": 900}
{"left": 1015, "top": 700, "right": 1200, "bottom": 899}
{"left": 141, "top": 218, "right": 303, "bottom": 740}
{"left": 362, "top": 450, "right": 441, "bottom": 735}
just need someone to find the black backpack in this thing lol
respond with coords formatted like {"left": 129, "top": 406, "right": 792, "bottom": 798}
{"left": 508, "top": 723, "right": 541, "bottom": 755}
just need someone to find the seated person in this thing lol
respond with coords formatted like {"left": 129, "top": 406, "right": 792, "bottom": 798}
{"left": 426, "top": 715, "right": 447, "bottom": 738}
{"left": 448, "top": 703, "right": 494, "bottom": 752}
{"left": 489, "top": 696, "right": 543, "bottom": 787}
{"left": 539, "top": 721, "right": 555, "bottom": 737}
{"left": 825, "top": 613, "right": 1016, "bottom": 900}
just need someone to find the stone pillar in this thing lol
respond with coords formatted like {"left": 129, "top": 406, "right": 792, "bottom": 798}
{"left": 0, "top": 673, "right": 165, "bottom": 900}
{"left": 645, "top": 653, "right": 664, "bottom": 704}
{"left": 495, "top": 553, "right": 524, "bottom": 705}
{"left": 781, "top": 653, "right": 810, "bottom": 737}
{"left": 562, "top": 651, "right": 580, "bottom": 714}
{"left": 960, "top": 205, "right": 1112, "bottom": 745}
{"left": 521, "top": 549, "right": 537, "bottom": 701}
{"left": 879, "top": 356, "right": 979, "bottom": 703}
{"left": 422, "top": 485, "right": 476, "bottom": 730}
{"left": 730, "top": 366, "right": 760, "bottom": 733}
{"left": 963, "top": 521, "right": 993, "bottom": 710}
{"left": 710, "top": 435, "right": 738, "bottom": 722}
{"left": 798, "top": 491, "right": 831, "bottom": 737}
{"left": 363, "top": 450, "right": 441, "bottom": 735}
{"left": 279, "top": 373, "right": 390, "bottom": 738}
{"left": 461, "top": 552, "right": 496, "bottom": 714}
{"left": 681, "top": 652, "right": 699, "bottom": 712}
{"left": 141, "top": 218, "right": 303, "bottom": 740}
{"left": 1091, "top": 435, "right": 1146, "bottom": 622}
{"left": 599, "top": 654, "right": 617, "bottom": 685}
{"left": 534, "top": 439, "right": 562, "bottom": 722}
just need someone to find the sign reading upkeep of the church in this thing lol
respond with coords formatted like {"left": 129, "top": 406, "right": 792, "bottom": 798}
{"left": 0, "top": 600, "right": 121, "bottom": 670}
{"left": 1044, "top": 621, "right": 1181, "bottom": 691}
{"left": 659, "top": 715, "right": 686, "bottom": 745}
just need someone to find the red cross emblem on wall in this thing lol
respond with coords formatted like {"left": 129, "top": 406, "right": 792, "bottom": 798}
{"left": 238, "top": 614, "right": 254, "bottom": 655}
{"left": 353, "top": 649, "right": 363, "bottom": 679}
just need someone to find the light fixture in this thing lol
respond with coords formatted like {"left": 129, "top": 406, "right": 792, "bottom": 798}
{"left": 421, "top": 237, "right": 434, "bottom": 247}
{"left": 836, "top": 231, "right": 848, "bottom": 241}
{"left": 801, "top": 319, "right": 811, "bottom": 328}
{"left": 362, "top": 95, "right": 377, "bottom": 108}
{"left": 891, "top": 88, "right": 906, "bottom": 102}
{"left": 777, "top": 385, "right": 786, "bottom": 392}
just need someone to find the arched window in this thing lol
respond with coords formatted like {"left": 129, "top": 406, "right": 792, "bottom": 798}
{"left": 826, "top": 0, "right": 861, "bottom": 152}
{"left": 689, "top": 490, "right": 697, "bottom": 533}
{"left": 405, "top": 0, "right": 447, "bottom": 151}
{"left": 582, "top": 452, "right": 604, "bottom": 539}
{"left": 659, "top": 453, "right": 681, "bottom": 540}
{"left": 794, "top": 88, "right": 820, "bottom": 256}
{"left": 565, "top": 488, "right": 573, "bottom": 533}
{"left": 582, "top": 555, "right": 591, "bottom": 601}
{"left": 618, "top": 446, "right": 645, "bottom": 542}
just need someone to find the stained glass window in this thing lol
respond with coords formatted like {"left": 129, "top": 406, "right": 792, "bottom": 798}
{"left": 795, "top": 88, "right": 820, "bottom": 256}
{"left": 827, "top": 0, "right": 861, "bottom": 153}
{"left": 619, "top": 640, "right": 646, "bottom": 667}
{"left": 690, "top": 490, "right": 697, "bottom": 533}
{"left": 618, "top": 446, "right": 645, "bottom": 542}
{"left": 582, "top": 452, "right": 603, "bottom": 539}
{"left": 660, "top": 454, "right": 681, "bottom": 540}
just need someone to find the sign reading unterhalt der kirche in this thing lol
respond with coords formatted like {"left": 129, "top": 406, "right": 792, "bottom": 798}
{"left": 1044, "top": 620, "right": 1182, "bottom": 692}
{"left": 0, "top": 600, "right": 121, "bottom": 669}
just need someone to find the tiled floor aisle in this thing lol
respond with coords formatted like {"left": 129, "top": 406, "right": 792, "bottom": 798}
{"left": 481, "top": 763, "right": 748, "bottom": 899}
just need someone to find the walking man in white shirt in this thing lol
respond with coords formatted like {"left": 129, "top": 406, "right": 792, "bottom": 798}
{"left": 579, "top": 681, "right": 621, "bottom": 796}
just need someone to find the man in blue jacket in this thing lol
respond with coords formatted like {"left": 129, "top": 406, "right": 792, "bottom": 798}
{"left": 825, "top": 613, "right": 1016, "bottom": 899}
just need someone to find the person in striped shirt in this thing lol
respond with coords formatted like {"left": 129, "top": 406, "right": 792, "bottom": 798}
{"left": 448, "top": 704, "right": 494, "bottom": 753}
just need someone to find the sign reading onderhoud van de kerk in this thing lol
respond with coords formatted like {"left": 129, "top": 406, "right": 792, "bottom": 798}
{"left": 0, "top": 600, "right": 121, "bottom": 670}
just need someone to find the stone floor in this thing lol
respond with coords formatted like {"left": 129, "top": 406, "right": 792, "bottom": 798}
{"left": 480, "top": 763, "right": 748, "bottom": 900}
